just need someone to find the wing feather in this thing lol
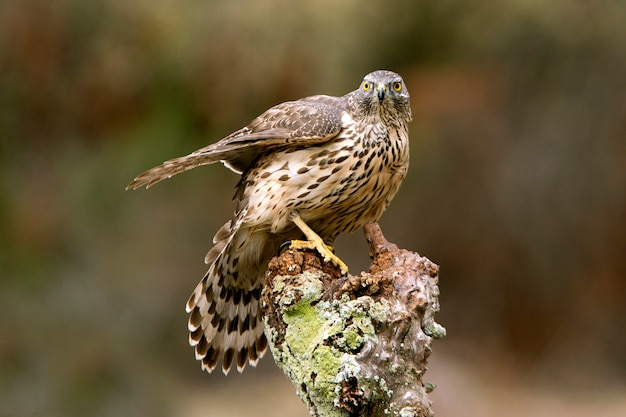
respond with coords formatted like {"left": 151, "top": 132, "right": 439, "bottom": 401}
{"left": 126, "top": 97, "right": 344, "bottom": 190}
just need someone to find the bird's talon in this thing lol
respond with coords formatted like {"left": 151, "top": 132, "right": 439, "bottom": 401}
{"left": 278, "top": 240, "right": 293, "bottom": 255}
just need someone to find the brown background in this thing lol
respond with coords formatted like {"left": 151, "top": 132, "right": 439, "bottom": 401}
{"left": 1, "top": 0, "right": 625, "bottom": 416}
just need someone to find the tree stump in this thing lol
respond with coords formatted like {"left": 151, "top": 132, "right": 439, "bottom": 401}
{"left": 261, "top": 223, "right": 445, "bottom": 417}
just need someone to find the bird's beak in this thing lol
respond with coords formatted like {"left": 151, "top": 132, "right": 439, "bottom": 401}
{"left": 376, "top": 84, "right": 386, "bottom": 104}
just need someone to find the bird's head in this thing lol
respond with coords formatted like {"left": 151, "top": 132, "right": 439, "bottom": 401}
{"left": 350, "top": 70, "right": 412, "bottom": 123}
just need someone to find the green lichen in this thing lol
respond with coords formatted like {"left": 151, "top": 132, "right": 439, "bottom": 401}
{"left": 310, "top": 345, "right": 342, "bottom": 400}
{"left": 423, "top": 321, "right": 446, "bottom": 339}
{"left": 335, "top": 297, "right": 392, "bottom": 352}
{"left": 268, "top": 270, "right": 434, "bottom": 417}
{"left": 342, "top": 326, "right": 364, "bottom": 351}
{"left": 283, "top": 301, "right": 323, "bottom": 355}
{"left": 269, "top": 273, "right": 347, "bottom": 413}
{"left": 264, "top": 244, "right": 444, "bottom": 417}
{"left": 375, "top": 375, "right": 393, "bottom": 399}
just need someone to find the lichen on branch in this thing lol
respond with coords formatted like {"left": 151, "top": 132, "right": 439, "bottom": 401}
{"left": 261, "top": 223, "right": 445, "bottom": 417}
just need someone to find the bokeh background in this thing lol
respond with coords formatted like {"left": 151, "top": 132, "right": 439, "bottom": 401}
{"left": 1, "top": 0, "right": 625, "bottom": 416}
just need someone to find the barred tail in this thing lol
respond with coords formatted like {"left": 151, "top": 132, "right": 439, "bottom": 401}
{"left": 185, "top": 221, "right": 268, "bottom": 374}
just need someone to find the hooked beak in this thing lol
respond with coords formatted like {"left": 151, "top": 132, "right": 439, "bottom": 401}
{"left": 376, "top": 84, "right": 386, "bottom": 104}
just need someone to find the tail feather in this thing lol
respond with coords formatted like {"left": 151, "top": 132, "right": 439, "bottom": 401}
{"left": 204, "top": 220, "right": 232, "bottom": 264}
{"left": 186, "top": 222, "right": 269, "bottom": 374}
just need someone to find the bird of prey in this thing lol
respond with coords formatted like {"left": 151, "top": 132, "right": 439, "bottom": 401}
{"left": 127, "top": 70, "right": 412, "bottom": 374}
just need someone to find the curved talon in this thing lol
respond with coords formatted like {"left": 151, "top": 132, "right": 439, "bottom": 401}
{"left": 278, "top": 240, "right": 293, "bottom": 255}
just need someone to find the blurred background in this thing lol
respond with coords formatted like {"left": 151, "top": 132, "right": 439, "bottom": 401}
{"left": 1, "top": 0, "right": 625, "bottom": 416}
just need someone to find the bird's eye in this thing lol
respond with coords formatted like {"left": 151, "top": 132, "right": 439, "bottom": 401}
{"left": 393, "top": 82, "right": 402, "bottom": 91}
{"left": 363, "top": 82, "right": 371, "bottom": 91}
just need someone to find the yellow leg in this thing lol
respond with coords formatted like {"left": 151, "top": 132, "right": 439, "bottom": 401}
{"left": 289, "top": 212, "right": 349, "bottom": 275}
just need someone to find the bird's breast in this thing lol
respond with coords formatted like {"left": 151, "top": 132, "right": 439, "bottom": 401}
{"left": 241, "top": 124, "right": 409, "bottom": 238}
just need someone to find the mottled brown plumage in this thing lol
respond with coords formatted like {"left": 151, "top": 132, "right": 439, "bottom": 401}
{"left": 127, "top": 70, "right": 412, "bottom": 374}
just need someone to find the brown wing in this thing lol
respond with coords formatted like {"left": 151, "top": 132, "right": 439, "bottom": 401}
{"left": 126, "top": 96, "right": 346, "bottom": 190}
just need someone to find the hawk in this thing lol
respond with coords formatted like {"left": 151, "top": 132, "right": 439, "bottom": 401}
{"left": 127, "top": 70, "right": 412, "bottom": 374}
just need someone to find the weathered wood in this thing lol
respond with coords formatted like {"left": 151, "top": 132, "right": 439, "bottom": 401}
{"left": 262, "top": 223, "right": 445, "bottom": 417}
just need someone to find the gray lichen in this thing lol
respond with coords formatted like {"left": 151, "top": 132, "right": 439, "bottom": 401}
{"left": 262, "top": 223, "right": 445, "bottom": 417}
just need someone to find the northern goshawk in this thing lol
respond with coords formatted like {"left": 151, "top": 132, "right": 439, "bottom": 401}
{"left": 127, "top": 70, "right": 412, "bottom": 374}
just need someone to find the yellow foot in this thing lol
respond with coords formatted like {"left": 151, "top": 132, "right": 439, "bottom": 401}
{"left": 289, "top": 213, "right": 349, "bottom": 275}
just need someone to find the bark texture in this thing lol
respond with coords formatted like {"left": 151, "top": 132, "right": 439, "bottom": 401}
{"left": 262, "top": 223, "right": 445, "bottom": 417}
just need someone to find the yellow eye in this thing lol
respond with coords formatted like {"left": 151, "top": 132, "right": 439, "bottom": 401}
{"left": 393, "top": 82, "right": 402, "bottom": 91}
{"left": 363, "top": 82, "right": 371, "bottom": 91}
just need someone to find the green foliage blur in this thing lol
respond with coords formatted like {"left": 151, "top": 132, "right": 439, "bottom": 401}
{"left": 1, "top": 0, "right": 625, "bottom": 416}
